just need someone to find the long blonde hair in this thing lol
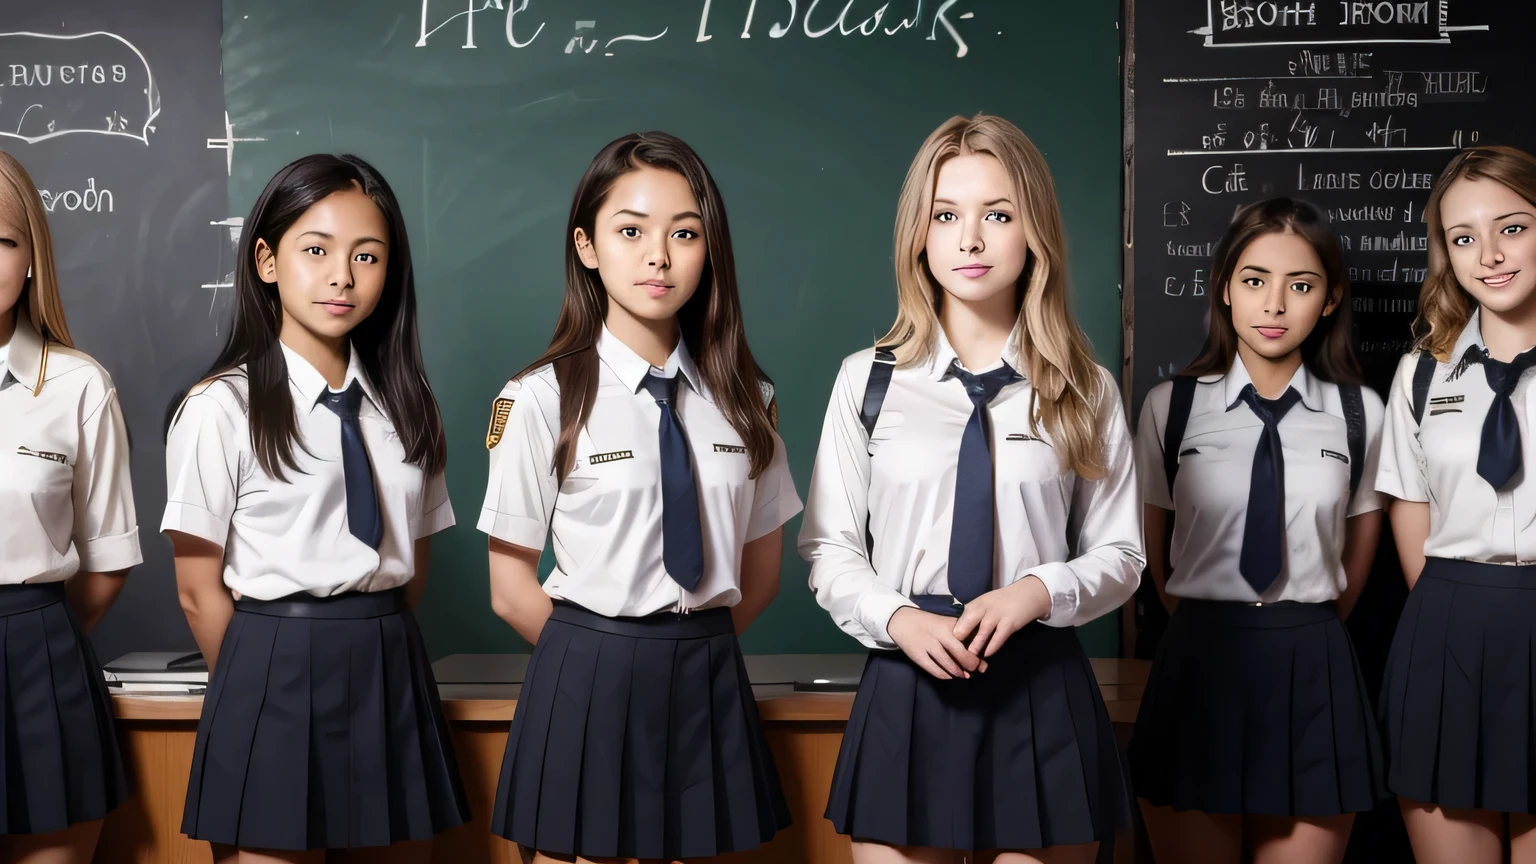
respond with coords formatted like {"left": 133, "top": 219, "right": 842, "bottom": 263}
{"left": 1417, "top": 145, "right": 1536, "bottom": 360}
{"left": 0, "top": 149, "right": 72, "bottom": 347}
{"left": 881, "top": 114, "right": 1107, "bottom": 479}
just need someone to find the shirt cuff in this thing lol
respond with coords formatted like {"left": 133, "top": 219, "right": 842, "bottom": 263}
{"left": 856, "top": 587, "right": 919, "bottom": 650}
{"left": 1374, "top": 472, "right": 1428, "bottom": 503}
{"left": 416, "top": 498, "right": 457, "bottom": 539}
{"left": 160, "top": 502, "right": 231, "bottom": 548}
{"left": 476, "top": 508, "right": 548, "bottom": 551}
{"left": 77, "top": 529, "right": 143, "bottom": 573}
{"left": 1026, "top": 561, "right": 1081, "bottom": 629}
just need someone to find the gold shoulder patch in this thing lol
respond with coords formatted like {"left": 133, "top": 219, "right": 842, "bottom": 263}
{"left": 769, "top": 396, "right": 779, "bottom": 430}
{"left": 485, "top": 398, "right": 515, "bottom": 449}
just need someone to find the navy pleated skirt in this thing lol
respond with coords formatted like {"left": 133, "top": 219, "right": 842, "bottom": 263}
{"left": 0, "top": 582, "right": 126, "bottom": 835}
{"left": 826, "top": 618, "right": 1130, "bottom": 851}
{"left": 1382, "top": 557, "right": 1536, "bottom": 812}
{"left": 1130, "top": 599, "right": 1387, "bottom": 816}
{"left": 181, "top": 589, "right": 469, "bottom": 850}
{"left": 492, "top": 600, "right": 789, "bottom": 859}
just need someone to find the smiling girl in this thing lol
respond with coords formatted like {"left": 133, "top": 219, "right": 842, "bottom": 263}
{"left": 163, "top": 154, "right": 467, "bottom": 864}
{"left": 1378, "top": 146, "right": 1536, "bottom": 864}
{"left": 1129, "top": 198, "right": 1387, "bottom": 864}
{"left": 479, "top": 132, "right": 801, "bottom": 863}
{"left": 799, "top": 114, "right": 1142, "bottom": 864}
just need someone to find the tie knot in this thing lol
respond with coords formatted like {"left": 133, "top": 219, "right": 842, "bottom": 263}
{"left": 948, "top": 360, "right": 1020, "bottom": 407}
{"left": 641, "top": 372, "right": 679, "bottom": 404}
{"left": 320, "top": 380, "right": 364, "bottom": 418}
{"left": 1240, "top": 384, "right": 1301, "bottom": 426}
{"left": 1470, "top": 344, "right": 1536, "bottom": 396}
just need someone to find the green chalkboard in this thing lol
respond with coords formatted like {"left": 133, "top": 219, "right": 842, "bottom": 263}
{"left": 219, "top": 0, "right": 1125, "bottom": 657}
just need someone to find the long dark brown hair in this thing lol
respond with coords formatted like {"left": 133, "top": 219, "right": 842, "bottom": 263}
{"left": 169, "top": 154, "right": 447, "bottom": 479}
{"left": 1183, "top": 197, "right": 1362, "bottom": 385}
{"left": 516, "top": 132, "right": 775, "bottom": 480}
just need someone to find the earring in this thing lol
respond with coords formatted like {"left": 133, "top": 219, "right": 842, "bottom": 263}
{"left": 25, "top": 265, "right": 31, "bottom": 279}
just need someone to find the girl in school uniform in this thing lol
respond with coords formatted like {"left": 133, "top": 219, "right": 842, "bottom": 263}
{"left": 163, "top": 154, "right": 468, "bottom": 863}
{"left": 0, "top": 150, "right": 139, "bottom": 863}
{"left": 1128, "top": 198, "right": 1388, "bottom": 864}
{"left": 479, "top": 131, "right": 802, "bottom": 863}
{"left": 1378, "top": 145, "right": 1536, "bottom": 864}
{"left": 798, "top": 114, "right": 1143, "bottom": 864}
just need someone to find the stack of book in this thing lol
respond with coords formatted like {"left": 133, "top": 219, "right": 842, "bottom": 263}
{"left": 102, "top": 651, "right": 208, "bottom": 695}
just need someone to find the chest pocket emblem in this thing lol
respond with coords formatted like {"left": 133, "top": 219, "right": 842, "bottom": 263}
{"left": 1321, "top": 449, "right": 1349, "bottom": 464}
{"left": 17, "top": 446, "right": 68, "bottom": 465}
{"left": 588, "top": 450, "right": 635, "bottom": 465}
{"left": 713, "top": 444, "right": 747, "bottom": 454}
{"left": 1428, "top": 395, "right": 1463, "bottom": 416}
{"left": 485, "top": 398, "right": 514, "bottom": 450}
{"left": 1006, "top": 433, "right": 1045, "bottom": 443}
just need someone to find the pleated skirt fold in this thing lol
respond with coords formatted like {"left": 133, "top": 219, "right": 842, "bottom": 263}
{"left": 826, "top": 620, "right": 1130, "bottom": 851}
{"left": 491, "top": 601, "right": 789, "bottom": 860}
{"left": 181, "top": 589, "right": 469, "bottom": 850}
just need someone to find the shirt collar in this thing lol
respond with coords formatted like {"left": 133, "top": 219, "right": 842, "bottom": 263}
{"left": 1208, "top": 352, "right": 1325, "bottom": 412}
{"left": 927, "top": 324, "right": 1027, "bottom": 380}
{"left": 279, "top": 340, "right": 380, "bottom": 411}
{"left": 1451, "top": 306, "right": 1487, "bottom": 361}
{"left": 596, "top": 325, "right": 705, "bottom": 399}
{"left": 4, "top": 314, "right": 47, "bottom": 394}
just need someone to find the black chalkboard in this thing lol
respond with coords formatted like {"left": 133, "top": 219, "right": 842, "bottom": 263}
{"left": 220, "top": 0, "right": 1128, "bottom": 658}
{"left": 1, "top": 2, "right": 229, "bottom": 662}
{"left": 1129, "top": 0, "right": 1536, "bottom": 409}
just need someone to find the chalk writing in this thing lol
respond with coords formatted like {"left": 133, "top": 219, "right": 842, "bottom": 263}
{"left": 0, "top": 32, "right": 159, "bottom": 144}
{"left": 36, "top": 178, "right": 113, "bottom": 214}
{"left": 416, "top": 0, "right": 976, "bottom": 58}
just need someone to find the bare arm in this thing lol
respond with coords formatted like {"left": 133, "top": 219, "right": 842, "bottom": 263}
{"left": 732, "top": 527, "right": 783, "bottom": 636}
{"left": 1336, "top": 510, "right": 1383, "bottom": 620}
{"left": 488, "top": 537, "right": 553, "bottom": 645}
{"left": 405, "top": 537, "right": 431, "bottom": 611}
{"left": 1388, "top": 498, "right": 1430, "bottom": 590}
{"left": 1143, "top": 504, "right": 1177, "bottom": 614}
{"left": 65, "top": 570, "right": 129, "bottom": 633}
{"left": 169, "top": 531, "right": 234, "bottom": 672}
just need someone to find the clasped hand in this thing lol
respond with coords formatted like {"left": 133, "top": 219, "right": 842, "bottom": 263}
{"left": 886, "top": 576, "right": 1052, "bottom": 680}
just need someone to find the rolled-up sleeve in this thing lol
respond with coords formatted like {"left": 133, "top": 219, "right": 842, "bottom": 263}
{"left": 477, "top": 378, "right": 559, "bottom": 551}
{"left": 72, "top": 383, "right": 141, "bottom": 572}
{"left": 161, "top": 386, "right": 242, "bottom": 547}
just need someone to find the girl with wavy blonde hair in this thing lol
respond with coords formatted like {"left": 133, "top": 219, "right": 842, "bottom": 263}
{"left": 799, "top": 114, "right": 1142, "bottom": 864}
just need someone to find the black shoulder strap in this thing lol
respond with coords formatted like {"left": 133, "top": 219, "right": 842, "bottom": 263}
{"left": 1162, "top": 376, "right": 1198, "bottom": 497}
{"left": 1411, "top": 350, "right": 1436, "bottom": 425}
{"left": 861, "top": 348, "right": 897, "bottom": 437}
{"left": 1340, "top": 383, "right": 1365, "bottom": 496}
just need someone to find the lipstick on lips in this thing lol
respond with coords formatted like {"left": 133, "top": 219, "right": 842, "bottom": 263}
{"left": 638, "top": 279, "right": 672, "bottom": 298}
{"left": 1255, "top": 326, "right": 1287, "bottom": 340}
{"left": 315, "top": 299, "right": 355, "bottom": 316}
{"left": 1481, "top": 270, "right": 1519, "bottom": 289}
{"left": 953, "top": 263, "right": 992, "bottom": 278}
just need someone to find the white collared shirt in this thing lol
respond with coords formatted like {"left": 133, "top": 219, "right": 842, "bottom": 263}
{"left": 1, "top": 316, "right": 141, "bottom": 583}
{"left": 1377, "top": 309, "right": 1536, "bottom": 564}
{"left": 478, "top": 327, "right": 803, "bottom": 618}
{"left": 1136, "top": 356, "right": 1385, "bottom": 603}
{"left": 161, "top": 342, "right": 455, "bottom": 599}
{"left": 796, "top": 329, "right": 1145, "bottom": 651}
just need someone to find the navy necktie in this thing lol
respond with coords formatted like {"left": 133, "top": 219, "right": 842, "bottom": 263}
{"left": 1461, "top": 343, "right": 1536, "bottom": 491}
{"left": 946, "top": 359, "right": 1022, "bottom": 604}
{"left": 319, "top": 381, "right": 383, "bottom": 550}
{"left": 641, "top": 373, "right": 705, "bottom": 593}
{"left": 1237, "top": 384, "right": 1301, "bottom": 596}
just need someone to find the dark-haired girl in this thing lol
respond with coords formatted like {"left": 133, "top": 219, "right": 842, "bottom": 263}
{"left": 1129, "top": 198, "right": 1388, "bottom": 864}
{"left": 478, "top": 132, "right": 800, "bottom": 862}
{"left": 163, "top": 154, "right": 468, "bottom": 863}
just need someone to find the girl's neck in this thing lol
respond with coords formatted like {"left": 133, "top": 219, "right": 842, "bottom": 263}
{"left": 279, "top": 316, "right": 349, "bottom": 389}
{"left": 939, "top": 287, "right": 1018, "bottom": 371}
{"left": 606, "top": 305, "right": 679, "bottom": 368}
{"left": 1235, "top": 341, "right": 1303, "bottom": 399}
{"left": 0, "top": 305, "right": 14, "bottom": 348}
{"left": 1478, "top": 297, "right": 1536, "bottom": 362}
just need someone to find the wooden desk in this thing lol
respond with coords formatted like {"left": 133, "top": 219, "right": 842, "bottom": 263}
{"left": 95, "top": 657, "right": 1149, "bottom": 864}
